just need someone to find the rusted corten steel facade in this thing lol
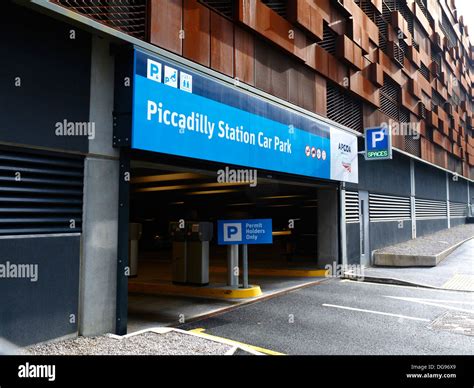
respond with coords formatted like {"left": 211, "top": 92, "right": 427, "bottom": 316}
{"left": 54, "top": 0, "right": 474, "bottom": 179}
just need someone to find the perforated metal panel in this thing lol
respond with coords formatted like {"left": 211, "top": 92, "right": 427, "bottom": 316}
{"left": 441, "top": 11, "right": 457, "bottom": 48}
{"left": 327, "top": 84, "right": 363, "bottom": 132}
{"left": 380, "top": 75, "right": 400, "bottom": 121}
{"left": 369, "top": 193, "right": 411, "bottom": 222}
{"left": 318, "top": 24, "right": 338, "bottom": 55}
{"left": 415, "top": 0, "right": 433, "bottom": 24}
{"left": 52, "top": 0, "right": 147, "bottom": 39}
{"left": 261, "top": 0, "right": 287, "bottom": 18}
{"left": 419, "top": 63, "right": 430, "bottom": 81}
{"left": 415, "top": 198, "right": 447, "bottom": 219}
{"left": 199, "top": 0, "right": 234, "bottom": 19}
{"left": 345, "top": 191, "right": 360, "bottom": 223}
{"left": 0, "top": 147, "right": 84, "bottom": 235}
{"left": 355, "top": 0, "right": 377, "bottom": 22}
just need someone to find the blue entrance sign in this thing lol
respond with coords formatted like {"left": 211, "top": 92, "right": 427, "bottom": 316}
{"left": 131, "top": 49, "right": 359, "bottom": 183}
{"left": 365, "top": 126, "right": 392, "bottom": 160}
{"left": 217, "top": 219, "right": 273, "bottom": 245}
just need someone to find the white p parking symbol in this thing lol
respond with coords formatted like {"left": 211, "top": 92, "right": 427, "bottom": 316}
{"left": 371, "top": 130, "right": 385, "bottom": 148}
{"left": 223, "top": 223, "right": 242, "bottom": 242}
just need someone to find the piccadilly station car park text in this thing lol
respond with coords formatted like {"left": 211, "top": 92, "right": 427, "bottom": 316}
{"left": 147, "top": 100, "right": 293, "bottom": 154}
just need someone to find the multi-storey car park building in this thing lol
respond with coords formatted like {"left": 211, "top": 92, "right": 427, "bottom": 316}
{"left": 0, "top": 0, "right": 473, "bottom": 346}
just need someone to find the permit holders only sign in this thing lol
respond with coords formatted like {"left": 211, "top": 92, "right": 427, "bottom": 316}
{"left": 365, "top": 126, "right": 392, "bottom": 160}
{"left": 217, "top": 219, "right": 273, "bottom": 245}
{"left": 131, "top": 49, "right": 358, "bottom": 184}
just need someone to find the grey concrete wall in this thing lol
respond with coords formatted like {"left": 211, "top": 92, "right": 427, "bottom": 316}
{"left": 346, "top": 223, "right": 360, "bottom": 265}
{"left": 89, "top": 36, "right": 118, "bottom": 158}
{"left": 450, "top": 218, "right": 466, "bottom": 227}
{"left": 416, "top": 219, "right": 448, "bottom": 237}
{"left": 369, "top": 220, "right": 412, "bottom": 251}
{"left": 0, "top": 235, "right": 80, "bottom": 346}
{"left": 347, "top": 153, "right": 411, "bottom": 197}
{"left": 317, "top": 189, "right": 339, "bottom": 268}
{"left": 414, "top": 161, "right": 447, "bottom": 201}
{"left": 449, "top": 176, "right": 468, "bottom": 203}
{"left": 79, "top": 36, "right": 120, "bottom": 336}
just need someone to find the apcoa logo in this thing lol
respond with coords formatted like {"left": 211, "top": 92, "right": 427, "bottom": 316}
{"left": 338, "top": 143, "right": 351, "bottom": 153}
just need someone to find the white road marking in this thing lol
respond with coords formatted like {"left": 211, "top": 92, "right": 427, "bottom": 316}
{"left": 322, "top": 303, "right": 430, "bottom": 322}
{"left": 385, "top": 297, "right": 474, "bottom": 305}
{"left": 384, "top": 296, "right": 474, "bottom": 313}
{"left": 339, "top": 279, "right": 469, "bottom": 294}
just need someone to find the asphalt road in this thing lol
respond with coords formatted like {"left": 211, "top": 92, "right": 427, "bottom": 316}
{"left": 180, "top": 278, "right": 474, "bottom": 355}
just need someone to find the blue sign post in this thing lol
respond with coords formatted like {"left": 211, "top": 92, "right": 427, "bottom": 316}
{"left": 364, "top": 126, "right": 392, "bottom": 160}
{"left": 217, "top": 219, "right": 272, "bottom": 289}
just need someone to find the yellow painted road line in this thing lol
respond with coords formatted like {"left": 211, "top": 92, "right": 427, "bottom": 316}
{"left": 210, "top": 266, "right": 328, "bottom": 278}
{"left": 129, "top": 281, "right": 262, "bottom": 299}
{"left": 190, "top": 328, "right": 285, "bottom": 356}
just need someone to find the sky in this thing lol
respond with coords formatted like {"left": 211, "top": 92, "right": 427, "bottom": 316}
{"left": 454, "top": 0, "right": 474, "bottom": 43}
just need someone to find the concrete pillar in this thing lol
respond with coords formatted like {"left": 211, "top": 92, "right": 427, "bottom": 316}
{"left": 79, "top": 36, "right": 120, "bottom": 335}
{"left": 79, "top": 157, "right": 119, "bottom": 335}
{"left": 317, "top": 188, "right": 339, "bottom": 268}
{"left": 339, "top": 184, "right": 347, "bottom": 267}
{"left": 410, "top": 159, "right": 416, "bottom": 239}
{"left": 446, "top": 172, "right": 451, "bottom": 229}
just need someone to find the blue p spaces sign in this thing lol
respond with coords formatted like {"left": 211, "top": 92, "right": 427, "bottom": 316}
{"left": 365, "top": 126, "right": 392, "bottom": 160}
{"left": 217, "top": 219, "right": 273, "bottom": 245}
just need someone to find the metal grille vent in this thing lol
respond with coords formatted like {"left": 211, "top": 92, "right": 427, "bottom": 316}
{"left": 261, "top": 0, "right": 287, "bottom": 18}
{"left": 199, "top": 0, "right": 234, "bottom": 19}
{"left": 355, "top": 0, "right": 377, "bottom": 22}
{"left": 449, "top": 202, "right": 467, "bottom": 218}
{"left": 327, "top": 84, "right": 363, "bottom": 132}
{"left": 441, "top": 12, "right": 457, "bottom": 48}
{"left": 386, "top": 0, "right": 413, "bottom": 36}
{"left": 405, "top": 135, "right": 421, "bottom": 157}
{"left": 415, "top": 198, "right": 447, "bottom": 219}
{"left": 419, "top": 63, "right": 430, "bottom": 81}
{"left": 369, "top": 193, "right": 411, "bottom": 222}
{"left": 52, "top": 0, "right": 147, "bottom": 39}
{"left": 431, "top": 49, "right": 442, "bottom": 68}
{"left": 0, "top": 147, "right": 84, "bottom": 235}
{"left": 318, "top": 24, "right": 338, "bottom": 55}
{"left": 431, "top": 91, "right": 444, "bottom": 110}
{"left": 415, "top": 0, "right": 434, "bottom": 24}
{"left": 399, "top": 39, "right": 409, "bottom": 59}
{"left": 345, "top": 191, "right": 360, "bottom": 223}
{"left": 380, "top": 75, "right": 400, "bottom": 121}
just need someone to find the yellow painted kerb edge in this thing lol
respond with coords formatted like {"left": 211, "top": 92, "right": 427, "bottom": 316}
{"left": 190, "top": 328, "right": 285, "bottom": 355}
{"left": 129, "top": 282, "right": 262, "bottom": 299}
